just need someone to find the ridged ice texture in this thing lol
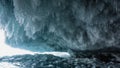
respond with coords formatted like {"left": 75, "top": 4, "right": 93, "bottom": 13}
{"left": 0, "top": 0, "right": 120, "bottom": 52}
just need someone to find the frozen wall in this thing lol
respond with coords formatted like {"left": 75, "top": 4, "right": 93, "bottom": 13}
{"left": 0, "top": 0, "right": 120, "bottom": 53}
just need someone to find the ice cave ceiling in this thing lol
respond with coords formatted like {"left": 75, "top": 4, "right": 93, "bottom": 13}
{"left": 0, "top": 0, "right": 120, "bottom": 54}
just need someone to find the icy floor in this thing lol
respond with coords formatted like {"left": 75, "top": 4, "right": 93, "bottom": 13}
{"left": 0, "top": 54, "right": 120, "bottom": 68}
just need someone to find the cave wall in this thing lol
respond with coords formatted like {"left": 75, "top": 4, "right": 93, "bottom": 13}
{"left": 0, "top": 0, "right": 120, "bottom": 52}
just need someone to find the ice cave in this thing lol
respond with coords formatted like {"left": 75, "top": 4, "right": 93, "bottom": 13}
{"left": 0, "top": 0, "right": 120, "bottom": 68}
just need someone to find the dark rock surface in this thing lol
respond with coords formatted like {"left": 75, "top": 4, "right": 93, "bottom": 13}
{"left": 0, "top": 53, "right": 120, "bottom": 68}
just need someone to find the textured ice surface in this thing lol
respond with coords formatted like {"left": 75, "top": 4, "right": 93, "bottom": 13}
{"left": 0, "top": 54, "right": 120, "bottom": 68}
{"left": 0, "top": 0, "right": 120, "bottom": 53}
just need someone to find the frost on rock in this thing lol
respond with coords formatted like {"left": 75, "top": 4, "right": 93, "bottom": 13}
{"left": 0, "top": 0, "right": 120, "bottom": 54}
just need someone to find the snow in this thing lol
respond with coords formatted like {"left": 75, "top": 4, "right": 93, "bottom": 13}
{"left": 0, "top": 62, "right": 19, "bottom": 68}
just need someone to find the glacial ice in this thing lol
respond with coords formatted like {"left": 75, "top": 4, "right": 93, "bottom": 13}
{"left": 0, "top": 0, "right": 120, "bottom": 54}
